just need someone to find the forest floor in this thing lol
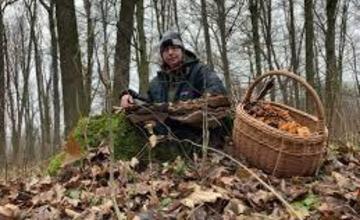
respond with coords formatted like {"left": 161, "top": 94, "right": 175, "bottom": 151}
{"left": 0, "top": 141, "right": 359, "bottom": 220}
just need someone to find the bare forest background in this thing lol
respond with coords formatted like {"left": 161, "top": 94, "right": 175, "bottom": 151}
{"left": 0, "top": 0, "right": 359, "bottom": 170}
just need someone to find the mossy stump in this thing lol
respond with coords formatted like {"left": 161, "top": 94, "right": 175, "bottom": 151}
{"left": 73, "top": 113, "right": 190, "bottom": 162}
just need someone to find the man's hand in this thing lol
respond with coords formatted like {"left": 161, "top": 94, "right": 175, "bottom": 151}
{"left": 120, "top": 94, "right": 134, "bottom": 108}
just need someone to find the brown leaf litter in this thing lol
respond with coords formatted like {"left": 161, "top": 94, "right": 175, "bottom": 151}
{"left": 1, "top": 143, "right": 360, "bottom": 219}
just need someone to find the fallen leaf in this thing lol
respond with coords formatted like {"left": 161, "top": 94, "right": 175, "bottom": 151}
{"left": 224, "top": 198, "right": 249, "bottom": 215}
{"left": 219, "top": 176, "right": 236, "bottom": 186}
{"left": 32, "top": 205, "right": 61, "bottom": 220}
{"left": 31, "top": 190, "right": 54, "bottom": 206}
{"left": 247, "top": 190, "right": 275, "bottom": 206}
{"left": 150, "top": 180, "right": 174, "bottom": 195}
{"left": 96, "top": 199, "right": 113, "bottom": 213}
{"left": 62, "top": 197, "right": 81, "bottom": 208}
{"left": 0, "top": 204, "right": 20, "bottom": 219}
{"left": 91, "top": 165, "right": 102, "bottom": 177}
{"left": 65, "top": 208, "right": 81, "bottom": 218}
{"left": 181, "top": 185, "right": 223, "bottom": 208}
{"left": 236, "top": 168, "right": 252, "bottom": 180}
{"left": 95, "top": 187, "right": 112, "bottom": 197}
{"left": 208, "top": 166, "right": 228, "bottom": 182}
{"left": 332, "top": 171, "right": 355, "bottom": 190}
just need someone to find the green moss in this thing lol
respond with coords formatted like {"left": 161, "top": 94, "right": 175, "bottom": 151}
{"left": 73, "top": 113, "right": 146, "bottom": 160}
{"left": 47, "top": 152, "right": 66, "bottom": 176}
{"left": 73, "top": 113, "right": 196, "bottom": 162}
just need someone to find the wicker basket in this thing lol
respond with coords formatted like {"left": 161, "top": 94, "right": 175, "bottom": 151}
{"left": 233, "top": 70, "right": 328, "bottom": 177}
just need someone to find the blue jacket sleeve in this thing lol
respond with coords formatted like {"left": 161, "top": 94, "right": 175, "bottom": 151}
{"left": 195, "top": 64, "right": 227, "bottom": 95}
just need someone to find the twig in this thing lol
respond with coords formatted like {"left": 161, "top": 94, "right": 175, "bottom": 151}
{"left": 83, "top": 118, "right": 90, "bottom": 151}
{"left": 107, "top": 114, "right": 124, "bottom": 219}
{"left": 202, "top": 94, "right": 209, "bottom": 165}
{"left": 169, "top": 137, "right": 303, "bottom": 220}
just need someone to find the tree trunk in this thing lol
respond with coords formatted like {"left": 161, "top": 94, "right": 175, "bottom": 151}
{"left": 200, "top": 0, "right": 213, "bottom": 69}
{"left": 24, "top": 97, "right": 35, "bottom": 163}
{"left": 0, "top": 9, "right": 5, "bottom": 162}
{"left": 136, "top": 0, "right": 149, "bottom": 96}
{"left": 55, "top": 0, "right": 86, "bottom": 134}
{"left": 29, "top": 1, "right": 47, "bottom": 156}
{"left": 153, "top": 0, "right": 163, "bottom": 36}
{"left": 153, "top": 0, "right": 173, "bottom": 37}
{"left": 304, "top": 0, "right": 316, "bottom": 113}
{"left": 83, "top": 0, "right": 94, "bottom": 115}
{"left": 260, "top": 0, "right": 276, "bottom": 101}
{"left": 351, "top": 42, "right": 360, "bottom": 96}
{"left": 99, "top": 0, "right": 111, "bottom": 112}
{"left": 40, "top": 0, "right": 61, "bottom": 150}
{"left": 172, "top": 0, "right": 180, "bottom": 32}
{"left": 260, "top": 0, "right": 273, "bottom": 71}
{"left": 113, "top": 0, "right": 136, "bottom": 102}
{"left": 215, "top": 0, "right": 231, "bottom": 91}
{"left": 288, "top": 0, "right": 300, "bottom": 108}
{"left": 337, "top": 1, "right": 349, "bottom": 92}
{"left": 324, "top": 0, "right": 339, "bottom": 127}
{"left": 25, "top": 0, "right": 50, "bottom": 159}
{"left": 50, "top": 0, "right": 60, "bottom": 149}
{"left": 4, "top": 25, "right": 18, "bottom": 160}
{"left": 249, "top": 0, "right": 262, "bottom": 78}
{"left": 14, "top": 13, "right": 33, "bottom": 160}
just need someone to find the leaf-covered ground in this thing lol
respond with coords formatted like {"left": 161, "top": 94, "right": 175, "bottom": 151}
{"left": 0, "top": 142, "right": 359, "bottom": 220}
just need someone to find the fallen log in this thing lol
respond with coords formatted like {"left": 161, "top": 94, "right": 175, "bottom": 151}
{"left": 125, "top": 95, "right": 231, "bottom": 128}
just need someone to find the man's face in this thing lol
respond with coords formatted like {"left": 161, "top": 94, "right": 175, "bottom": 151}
{"left": 162, "top": 45, "right": 183, "bottom": 69}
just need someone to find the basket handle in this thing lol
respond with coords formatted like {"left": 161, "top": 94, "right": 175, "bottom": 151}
{"left": 243, "top": 69, "right": 326, "bottom": 134}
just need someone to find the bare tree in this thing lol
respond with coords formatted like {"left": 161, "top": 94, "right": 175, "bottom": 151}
{"left": 152, "top": 0, "right": 179, "bottom": 36}
{"left": 260, "top": 0, "right": 277, "bottom": 101}
{"left": 5, "top": 24, "right": 16, "bottom": 160}
{"left": 26, "top": 0, "right": 51, "bottom": 158}
{"left": 350, "top": 41, "right": 360, "bottom": 96}
{"left": 136, "top": 0, "right": 149, "bottom": 96}
{"left": 249, "top": 0, "right": 262, "bottom": 78}
{"left": 172, "top": 0, "right": 180, "bottom": 32}
{"left": 55, "top": 0, "right": 87, "bottom": 134}
{"left": 200, "top": 0, "right": 214, "bottom": 69}
{"left": 97, "top": 0, "right": 111, "bottom": 112}
{"left": 83, "top": 0, "right": 95, "bottom": 115}
{"left": 287, "top": 0, "right": 300, "bottom": 107}
{"left": 214, "top": 0, "right": 231, "bottom": 91}
{"left": 304, "top": 0, "right": 316, "bottom": 112}
{"left": 0, "top": 7, "right": 5, "bottom": 162}
{"left": 112, "top": 0, "right": 136, "bottom": 102}
{"left": 14, "top": 12, "right": 33, "bottom": 160}
{"left": 324, "top": 0, "right": 339, "bottom": 127}
{"left": 260, "top": 0, "right": 273, "bottom": 71}
{"left": 39, "top": 0, "right": 60, "bottom": 149}
{"left": 337, "top": 0, "right": 349, "bottom": 91}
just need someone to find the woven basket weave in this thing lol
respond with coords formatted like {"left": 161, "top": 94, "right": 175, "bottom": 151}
{"left": 233, "top": 70, "right": 328, "bottom": 177}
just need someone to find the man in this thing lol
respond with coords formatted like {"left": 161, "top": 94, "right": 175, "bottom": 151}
{"left": 120, "top": 31, "right": 227, "bottom": 144}
{"left": 121, "top": 31, "right": 226, "bottom": 107}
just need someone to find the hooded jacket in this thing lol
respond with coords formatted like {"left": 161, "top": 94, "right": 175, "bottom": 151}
{"left": 148, "top": 50, "right": 226, "bottom": 103}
